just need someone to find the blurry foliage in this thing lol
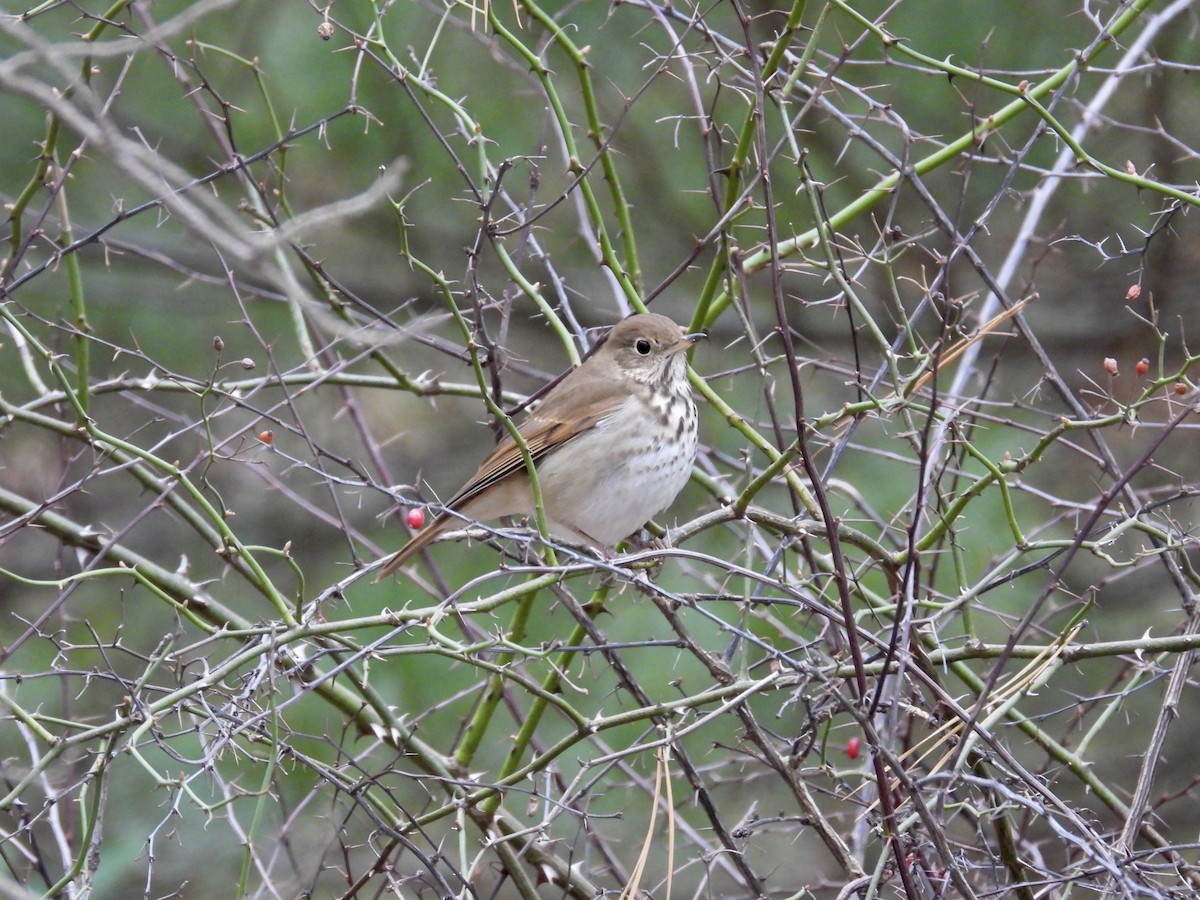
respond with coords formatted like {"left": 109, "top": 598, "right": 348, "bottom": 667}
{"left": 3, "top": 0, "right": 1200, "bottom": 898}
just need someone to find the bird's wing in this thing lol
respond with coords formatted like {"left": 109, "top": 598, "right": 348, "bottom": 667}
{"left": 445, "top": 373, "right": 628, "bottom": 509}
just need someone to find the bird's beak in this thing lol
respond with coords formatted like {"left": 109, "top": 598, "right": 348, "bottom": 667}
{"left": 682, "top": 330, "right": 707, "bottom": 344}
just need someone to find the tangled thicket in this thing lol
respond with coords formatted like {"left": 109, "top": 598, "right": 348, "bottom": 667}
{"left": 3, "top": 1, "right": 1200, "bottom": 897}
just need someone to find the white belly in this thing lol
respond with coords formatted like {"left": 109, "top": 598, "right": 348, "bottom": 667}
{"left": 534, "top": 393, "right": 697, "bottom": 545}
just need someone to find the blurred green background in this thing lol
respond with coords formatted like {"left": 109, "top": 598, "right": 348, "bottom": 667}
{"left": 3, "top": 0, "right": 1200, "bottom": 897}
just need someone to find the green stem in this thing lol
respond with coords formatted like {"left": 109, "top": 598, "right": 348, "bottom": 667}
{"left": 453, "top": 586, "right": 539, "bottom": 772}
{"left": 481, "top": 608, "right": 598, "bottom": 815}
{"left": 698, "top": 0, "right": 1161, "bottom": 327}
{"left": 492, "top": 4, "right": 641, "bottom": 306}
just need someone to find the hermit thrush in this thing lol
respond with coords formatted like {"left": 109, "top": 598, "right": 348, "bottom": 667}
{"left": 375, "top": 313, "right": 704, "bottom": 579}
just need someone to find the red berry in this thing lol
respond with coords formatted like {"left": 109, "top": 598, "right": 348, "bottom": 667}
{"left": 1125, "top": 284, "right": 1141, "bottom": 302}
{"left": 406, "top": 508, "right": 425, "bottom": 530}
{"left": 1135, "top": 358, "right": 1149, "bottom": 376}
{"left": 1174, "top": 382, "right": 1189, "bottom": 396}
{"left": 845, "top": 736, "right": 860, "bottom": 760}
{"left": 257, "top": 431, "right": 273, "bottom": 444}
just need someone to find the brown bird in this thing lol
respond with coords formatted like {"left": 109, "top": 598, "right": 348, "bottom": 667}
{"left": 375, "top": 313, "right": 705, "bottom": 579}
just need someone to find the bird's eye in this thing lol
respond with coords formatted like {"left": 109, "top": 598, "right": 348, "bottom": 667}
{"left": 635, "top": 339, "right": 652, "bottom": 355}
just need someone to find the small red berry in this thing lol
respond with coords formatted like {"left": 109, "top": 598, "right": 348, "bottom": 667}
{"left": 406, "top": 508, "right": 426, "bottom": 530}
{"left": 1174, "top": 382, "right": 1189, "bottom": 396}
{"left": 1125, "top": 284, "right": 1141, "bottom": 302}
{"left": 845, "top": 736, "right": 860, "bottom": 760}
{"left": 257, "top": 430, "right": 273, "bottom": 444}
{"left": 1135, "top": 359, "right": 1149, "bottom": 376}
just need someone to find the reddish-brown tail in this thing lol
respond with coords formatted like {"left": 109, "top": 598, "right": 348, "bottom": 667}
{"left": 372, "top": 514, "right": 452, "bottom": 581}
